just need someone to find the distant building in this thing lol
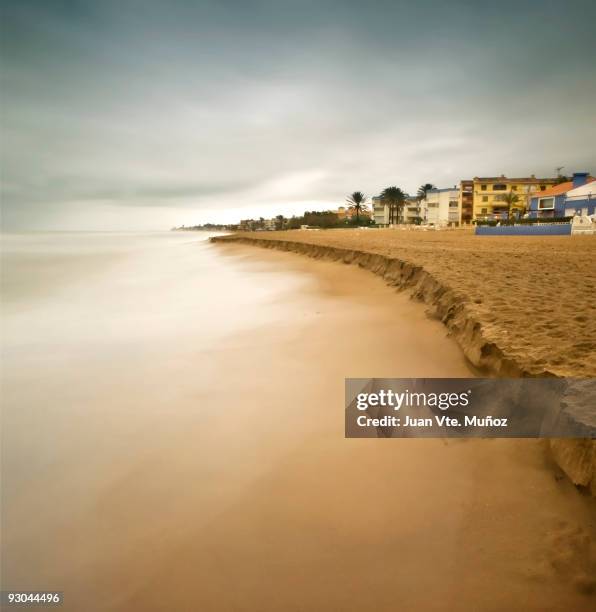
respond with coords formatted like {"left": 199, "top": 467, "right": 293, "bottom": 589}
{"left": 337, "top": 205, "right": 371, "bottom": 220}
{"left": 372, "top": 196, "right": 388, "bottom": 226}
{"left": 528, "top": 172, "right": 594, "bottom": 218}
{"left": 403, "top": 196, "right": 422, "bottom": 224}
{"left": 239, "top": 219, "right": 255, "bottom": 231}
{"left": 472, "top": 175, "right": 557, "bottom": 220}
{"left": 421, "top": 187, "right": 460, "bottom": 226}
{"left": 372, "top": 194, "right": 415, "bottom": 226}
{"left": 528, "top": 173, "right": 594, "bottom": 218}
{"left": 263, "top": 218, "right": 277, "bottom": 230}
{"left": 459, "top": 180, "right": 474, "bottom": 224}
{"left": 565, "top": 180, "right": 596, "bottom": 217}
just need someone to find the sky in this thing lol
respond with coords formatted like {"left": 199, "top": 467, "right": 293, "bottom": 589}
{"left": 1, "top": 0, "right": 595, "bottom": 230}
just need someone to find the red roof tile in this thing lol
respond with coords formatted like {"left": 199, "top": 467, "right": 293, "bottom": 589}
{"left": 533, "top": 178, "right": 595, "bottom": 198}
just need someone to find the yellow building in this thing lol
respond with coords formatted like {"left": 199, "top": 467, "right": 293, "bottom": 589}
{"left": 472, "top": 175, "right": 557, "bottom": 220}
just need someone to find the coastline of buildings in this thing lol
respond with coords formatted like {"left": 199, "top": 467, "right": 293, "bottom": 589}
{"left": 372, "top": 172, "right": 594, "bottom": 228}
{"left": 172, "top": 209, "right": 373, "bottom": 232}
{"left": 173, "top": 170, "right": 595, "bottom": 232}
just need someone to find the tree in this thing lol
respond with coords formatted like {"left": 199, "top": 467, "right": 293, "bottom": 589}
{"left": 380, "top": 186, "right": 406, "bottom": 224}
{"left": 275, "top": 215, "right": 285, "bottom": 231}
{"left": 346, "top": 191, "right": 368, "bottom": 223}
{"left": 285, "top": 210, "right": 343, "bottom": 229}
{"left": 417, "top": 183, "right": 436, "bottom": 201}
{"left": 501, "top": 190, "right": 521, "bottom": 219}
{"left": 303, "top": 210, "right": 341, "bottom": 228}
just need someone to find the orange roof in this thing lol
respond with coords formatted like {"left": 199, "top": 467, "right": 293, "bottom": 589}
{"left": 534, "top": 178, "right": 595, "bottom": 198}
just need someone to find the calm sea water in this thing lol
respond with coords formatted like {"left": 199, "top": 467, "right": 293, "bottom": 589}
{"left": 1, "top": 231, "right": 316, "bottom": 603}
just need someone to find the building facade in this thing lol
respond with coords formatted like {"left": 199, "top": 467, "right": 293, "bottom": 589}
{"left": 422, "top": 188, "right": 460, "bottom": 226}
{"left": 459, "top": 180, "right": 473, "bottom": 224}
{"left": 472, "top": 175, "right": 557, "bottom": 220}
{"left": 528, "top": 173, "right": 594, "bottom": 218}
{"left": 372, "top": 196, "right": 389, "bottom": 225}
{"left": 565, "top": 183, "right": 596, "bottom": 217}
{"left": 239, "top": 219, "right": 256, "bottom": 231}
{"left": 403, "top": 196, "right": 422, "bottom": 224}
{"left": 372, "top": 194, "right": 418, "bottom": 225}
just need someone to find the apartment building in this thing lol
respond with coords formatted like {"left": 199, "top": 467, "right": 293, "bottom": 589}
{"left": 239, "top": 219, "right": 256, "bottom": 231}
{"left": 472, "top": 175, "right": 557, "bottom": 220}
{"left": 372, "top": 196, "right": 389, "bottom": 226}
{"left": 528, "top": 172, "right": 594, "bottom": 218}
{"left": 403, "top": 196, "right": 422, "bottom": 224}
{"left": 372, "top": 194, "right": 418, "bottom": 225}
{"left": 422, "top": 188, "right": 461, "bottom": 226}
{"left": 459, "top": 180, "right": 473, "bottom": 224}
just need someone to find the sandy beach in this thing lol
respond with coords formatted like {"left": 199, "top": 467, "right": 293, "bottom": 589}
{"left": 214, "top": 229, "right": 596, "bottom": 378}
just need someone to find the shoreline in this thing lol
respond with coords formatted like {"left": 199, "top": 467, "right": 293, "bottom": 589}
{"left": 211, "top": 232, "right": 596, "bottom": 495}
{"left": 213, "top": 234, "right": 531, "bottom": 376}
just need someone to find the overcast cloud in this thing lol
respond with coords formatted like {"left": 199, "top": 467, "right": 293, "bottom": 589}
{"left": 1, "top": 0, "right": 595, "bottom": 230}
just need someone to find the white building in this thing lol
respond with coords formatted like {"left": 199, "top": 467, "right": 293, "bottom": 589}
{"left": 372, "top": 194, "right": 420, "bottom": 226}
{"left": 403, "top": 196, "right": 422, "bottom": 224}
{"left": 372, "top": 196, "right": 389, "bottom": 226}
{"left": 421, "top": 188, "right": 461, "bottom": 226}
{"left": 564, "top": 181, "right": 596, "bottom": 217}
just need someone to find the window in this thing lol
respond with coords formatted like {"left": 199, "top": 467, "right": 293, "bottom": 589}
{"left": 493, "top": 184, "right": 507, "bottom": 191}
{"left": 540, "top": 185, "right": 546, "bottom": 191}
{"left": 481, "top": 208, "right": 488, "bottom": 214}
{"left": 482, "top": 196, "right": 488, "bottom": 202}
{"left": 481, "top": 184, "right": 487, "bottom": 190}
{"left": 511, "top": 185, "right": 518, "bottom": 191}
{"left": 538, "top": 197, "right": 555, "bottom": 210}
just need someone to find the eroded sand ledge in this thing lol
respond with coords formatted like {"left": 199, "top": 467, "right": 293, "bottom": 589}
{"left": 211, "top": 233, "right": 596, "bottom": 495}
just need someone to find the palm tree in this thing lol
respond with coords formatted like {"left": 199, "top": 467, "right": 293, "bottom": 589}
{"left": 380, "top": 186, "right": 406, "bottom": 224}
{"left": 417, "top": 183, "right": 436, "bottom": 201}
{"left": 346, "top": 191, "right": 367, "bottom": 223}
{"left": 275, "top": 215, "right": 285, "bottom": 230}
{"left": 502, "top": 190, "right": 521, "bottom": 220}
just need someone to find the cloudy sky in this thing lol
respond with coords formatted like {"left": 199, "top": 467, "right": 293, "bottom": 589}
{"left": 1, "top": 0, "right": 595, "bottom": 230}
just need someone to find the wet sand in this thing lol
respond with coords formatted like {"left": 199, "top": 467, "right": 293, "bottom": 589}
{"left": 3, "top": 238, "right": 595, "bottom": 611}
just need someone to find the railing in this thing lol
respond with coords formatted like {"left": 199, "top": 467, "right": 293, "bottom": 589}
{"left": 475, "top": 216, "right": 573, "bottom": 227}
